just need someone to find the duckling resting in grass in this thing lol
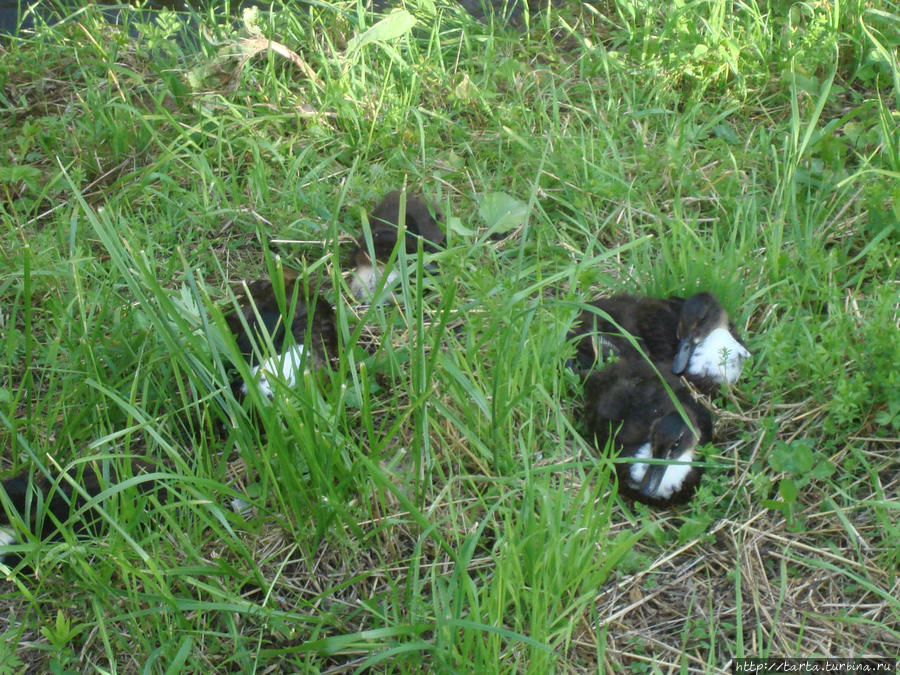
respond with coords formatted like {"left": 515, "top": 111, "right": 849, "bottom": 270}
{"left": 570, "top": 291, "right": 750, "bottom": 393}
{"left": 0, "top": 459, "right": 163, "bottom": 569}
{"left": 227, "top": 271, "right": 338, "bottom": 399}
{"left": 582, "top": 357, "right": 713, "bottom": 506}
{"left": 349, "top": 191, "right": 445, "bottom": 301}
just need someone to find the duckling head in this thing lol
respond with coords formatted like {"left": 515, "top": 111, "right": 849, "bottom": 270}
{"left": 350, "top": 229, "right": 403, "bottom": 301}
{"left": 352, "top": 228, "right": 404, "bottom": 268}
{"left": 370, "top": 191, "right": 445, "bottom": 254}
{"left": 349, "top": 193, "right": 443, "bottom": 302}
{"left": 672, "top": 292, "right": 748, "bottom": 384}
{"left": 630, "top": 412, "right": 700, "bottom": 501}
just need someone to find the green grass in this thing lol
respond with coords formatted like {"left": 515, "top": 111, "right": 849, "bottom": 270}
{"left": 1, "top": 0, "right": 899, "bottom": 671}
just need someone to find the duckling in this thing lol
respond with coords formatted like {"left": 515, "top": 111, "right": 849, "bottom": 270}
{"left": 582, "top": 357, "right": 712, "bottom": 506}
{"left": 349, "top": 191, "right": 444, "bottom": 301}
{"left": 227, "top": 271, "right": 337, "bottom": 399}
{"left": 1, "top": 459, "right": 163, "bottom": 568}
{"left": 570, "top": 291, "right": 749, "bottom": 392}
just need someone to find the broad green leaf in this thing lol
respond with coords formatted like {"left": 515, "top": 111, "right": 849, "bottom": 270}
{"left": 447, "top": 216, "right": 476, "bottom": 236}
{"left": 677, "top": 514, "right": 712, "bottom": 544}
{"left": 779, "top": 477, "right": 799, "bottom": 503}
{"left": 453, "top": 73, "right": 476, "bottom": 101}
{"left": 346, "top": 10, "right": 416, "bottom": 55}
{"left": 767, "top": 440, "right": 815, "bottom": 474}
{"left": 477, "top": 192, "right": 529, "bottom": 235}
{"left": 809, "top": 461, "right": 835, "bottom": 479}
{"left": 0, "top": 165, "right": 41, "bottom": 186}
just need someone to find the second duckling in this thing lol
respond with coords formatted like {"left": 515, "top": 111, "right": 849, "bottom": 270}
{"left": 349, "top": 191, "right": 444, "bottom": 301}
{"left": 582, "top": 357, "right": 713, "bottom": 506}
{"left": 227, "top": 271, "right": 337, "bottom": 399}
{"left": 1, "top": 458, "right": 164, "bottom": 568}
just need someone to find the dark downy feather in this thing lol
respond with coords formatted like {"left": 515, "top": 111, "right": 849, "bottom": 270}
{"left": 570, "top": 294, "right": 684, "bottom": 369}
{"left": 570, "top": 292, "right": 748, "bottom": 393}
{"left": 582, "top": 357, "right": 712, "bottom": 506}
{"left": 226, "top": 271, "right": 338, "bottom": 397}
{"left": 1, "top": 459, "right": 165, "bottom": 568}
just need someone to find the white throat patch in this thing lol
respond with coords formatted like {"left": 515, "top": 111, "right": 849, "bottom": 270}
{"left": 628, "top": 444, "right": 696, "bottom": 500}
{"left": 687, "top": 327, "right": 750, "bottom": 384}
{"left": 350, "top": 263, "right": 400, "bottom": 303}
{"left": 0, "top": 527, "right": 18, "bottom": 565}
{"left": 240, "top": 343, "right": 307, "bottom": 399}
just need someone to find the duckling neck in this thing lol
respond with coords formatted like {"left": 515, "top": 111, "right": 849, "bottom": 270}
{"left": 0, "top": 527, "right": 17, "bottom": 565}
{"left": 241, "top": 343, "right": 307, "bottom": 398}
{"left": 350, "top": 263, "right": 400, "bottom": 302}
{"left": 627, "top": 443, "right": 652, "bottom": 486}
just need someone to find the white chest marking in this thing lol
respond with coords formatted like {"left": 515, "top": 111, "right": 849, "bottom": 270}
{"left": 0, "top": 527, "right": 18, "bottom": 565}
{"left": 350, "top": 263, "right": 400, "bottom": 302}
{"left": 628, "top": 445, "right": 696, "bottom": 499}
{"left": 240, "top": 343, "right": 307, "bottom": 399}
{"left": 688, "top": 328, "right": 750, "bottom": 384}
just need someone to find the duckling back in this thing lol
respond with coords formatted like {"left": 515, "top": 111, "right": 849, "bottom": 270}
{"left": 582, "top": 357, "right": 689, "bottom": 451}
{"left": 570, "top": 294, "right": 684, "bottom": 369}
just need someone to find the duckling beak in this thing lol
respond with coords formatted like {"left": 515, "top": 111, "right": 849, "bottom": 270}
{"left": 672, "top": 337, "right": 696, "bottom": 375}
{"left": 638, "top": 463, "right": 666, "bottom": 499}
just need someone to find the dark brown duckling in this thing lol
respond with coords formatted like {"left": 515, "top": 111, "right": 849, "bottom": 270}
{"left": 582, "top": 357, "right": 713, "bottom": 506}
{"left": 570, "top": 291, "right": 750, "bottom": 392}
{"left": 1, "top": 458, "right": 164, "bottom": 569}
{"left": 227, "top": 270, "right": 337, "bottom": 399}
{"left": 349, "top": 191, "right": 444, "bottom": 301}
